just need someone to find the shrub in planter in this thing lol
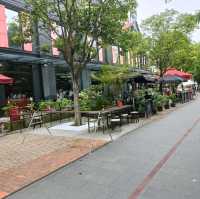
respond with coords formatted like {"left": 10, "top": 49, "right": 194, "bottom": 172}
{"left": 171, "top": 102, "right": 176, "bottom": 107}
{"left": 157, "top": 106, "right": 163, "bottom": 112}
{"left": 138, "top": 106, "right": 146, "bottom": 117}
{"left": 79, "top": 85, "right": 112, "bottom": 111}
{"left": 135, "top": 90, "right": 145, "bottom": 110}
{"left": 154, "top": 94, "right": 164, "bottom": 112}
{"left": 136, "top": 98, "right": 146, "bottom": 116}
{"left": 163, "top": 96, "right": 170, "bottom": 109}
{"left": 91, "top": 95, "right": 111, "bottom": 110}
{"left": 38, "top": 100, "right": 54, "bottom": 111}
{"left": 55, "top": 98, "right": 72, "bottom": 110}
{"left": 152, "top": 93, "right": 159, "bottom": 114}
{"left": 169, "top": 94, "right": 177, "bottom": 107}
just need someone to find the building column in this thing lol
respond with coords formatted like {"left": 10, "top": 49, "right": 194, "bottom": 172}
{"left": 32, "top": 64, "right": 43, "bottom": 102}
{"left": 41, "top": 64, "right": 57, "bottom": 100}
{"left": 81, "top": 68, "right": 91, "bottom": 90}
{"left": 104, "top": 46, "right": 113, "bottom": 64}
{"left": 0, "top": 85, "right": 5, "bottom": 106}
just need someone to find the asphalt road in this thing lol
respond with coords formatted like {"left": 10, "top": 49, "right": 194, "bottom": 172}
{"left": 7, "top": 96, "right": 200, "bottom": 199}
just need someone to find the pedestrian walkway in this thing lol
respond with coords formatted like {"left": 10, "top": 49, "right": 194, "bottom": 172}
{"left": 7, "top": 95, "right": 200, "bottom": 199}
{"left": 0, "top": 134, "right": 107, "bottom": 198}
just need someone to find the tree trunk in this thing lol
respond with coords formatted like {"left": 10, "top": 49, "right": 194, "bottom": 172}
{"left": 72, "top": 76, "right": 81, "bottom": 126}
{"left": 159, "top": 69, "right": 163, "bottom": 94}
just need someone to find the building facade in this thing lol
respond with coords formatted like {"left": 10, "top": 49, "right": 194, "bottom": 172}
{"left": 0, "top": 0, "right": 140, "bottom": 104}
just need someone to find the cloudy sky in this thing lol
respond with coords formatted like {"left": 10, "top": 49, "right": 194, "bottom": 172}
{"left": 137, "top": 0, "right": 200, "bottom": 41}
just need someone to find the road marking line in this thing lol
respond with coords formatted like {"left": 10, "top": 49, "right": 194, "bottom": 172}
{"left": 129, "top": 117, "right": 200, "bottom": 199}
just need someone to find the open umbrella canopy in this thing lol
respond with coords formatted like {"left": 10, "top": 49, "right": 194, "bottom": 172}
{"left": 0, "top": 74, "right": 14, "bottom": 84}
{"left": 181, "top": 71, "right": 192, "bottom": 79}
{"left": 159, "top": 75, "right": 184, "bottom": 83}
{"left": 164, "top": 68, "right": 192, "bottom": 80}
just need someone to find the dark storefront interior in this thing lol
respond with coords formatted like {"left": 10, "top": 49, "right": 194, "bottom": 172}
{"left": 55, "top": 66, "right": 72, "bottom": 98}
{"left": 0, "top": 62, "right": 33, "bottom": 99}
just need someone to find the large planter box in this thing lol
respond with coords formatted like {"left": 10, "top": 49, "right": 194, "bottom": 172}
{"left": 171, "top": 103, "right": 176, "bottom": 107}
{"left": 157, "top": 106, "right": 163, "bottom": 112}
{"left": 164, "top": 104, "right": 170, "bottom": 109}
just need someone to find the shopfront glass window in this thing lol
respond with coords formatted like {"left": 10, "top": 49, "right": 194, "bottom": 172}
{"left": 5, "top": 9, "right": 32, "bottom": 51}
{"left": 6, "top": 9, "right": 22, "bottom": 49}
{"left": 20, "top": 12, "right": 33, "bottom": 51}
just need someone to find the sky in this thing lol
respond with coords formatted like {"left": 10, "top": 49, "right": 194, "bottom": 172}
{"left": 137, "top": 0, "right": 200, "bottom": 42}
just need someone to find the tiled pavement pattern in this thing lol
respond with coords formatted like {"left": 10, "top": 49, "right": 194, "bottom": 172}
{"left": 0, "top": 134, "right": 107, "bottom": 198}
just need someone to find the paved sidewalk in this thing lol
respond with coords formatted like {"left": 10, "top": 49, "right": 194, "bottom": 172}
{"left": 0, "top": 134, "right": 107, "bottom": 198}
{"left": 0, "top": 96, "right": 198, "bottom": 199}
{"left": 6, "top": 96, "right": 200, "bottom": 199}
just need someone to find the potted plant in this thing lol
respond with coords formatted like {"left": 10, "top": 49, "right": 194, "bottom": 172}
{"left": 169, "top": 94, "right": 177, "bottom": 107}
{"left": 134, "top": 90, "right": 146, "bottom": 117}
{"left": 152, "top": 92, "right": 160, "bottom": 114}
{"left": 138, "top": 103, "right": 146, "bottom": 117}
{"left": 154, "top": 95, "right": 164, "bottom": 112}
{"left": 163, "top": 95, "right": 170, "bottom": 109}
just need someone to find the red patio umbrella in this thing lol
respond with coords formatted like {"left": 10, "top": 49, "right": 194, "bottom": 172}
{"left": 0, "top": 74, "right": 14, "bottom": 84}
{"left": 180, "top": 71, "right": 192, "bottom": 79}
{"left": 164, "top": 68, "right": 192, "bottom": 80}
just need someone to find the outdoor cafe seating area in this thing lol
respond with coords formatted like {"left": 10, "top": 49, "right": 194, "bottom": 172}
{"left": 0, "top": 67, "right": 198, "bottom": 136}
{"left": 83, "top": 105, "right": 140, "bottom": 134}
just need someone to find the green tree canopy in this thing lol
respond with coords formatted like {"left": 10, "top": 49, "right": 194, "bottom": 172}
{"left": 25, "top": 0, "right": 137, "bottom": 125}
{"left": 141, "top": 9, "right": 198, "bottom": 37}
{"left": 140, "top": 9, "right": 198, "bottom": 75}
{"left": 150, "top": 30, "right": 191, "bottom": 74}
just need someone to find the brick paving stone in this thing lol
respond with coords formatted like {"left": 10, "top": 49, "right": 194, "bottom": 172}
{"left": 0, "top": 133, "right": 107, "bottom": 198}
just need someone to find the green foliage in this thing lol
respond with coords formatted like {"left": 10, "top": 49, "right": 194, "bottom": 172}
{"left": 38, "top": 100, "right": 54, "bottom": 111}
{"left": 175, "top": 14, "right": 197, "bottom": 34}
{"left": 186, "top": 44, "right": 200, "bottom": 83}
{"left": 8, "top": 12, "right": 33, "bottom": 46}
{"left": 8, "top": 22, "right": 23, "bottom": 46}
{"left": 92, "top": 65, "right": 137, "bottom": 100}
{"left": 153, "top": 94, "right": 165, "bottom": 108}
{"left": 141, "top": 9, "right": 197, "bottom": 37}
{"left": 26, "top": 0, "right": 137, "bottom": 66}
{"left": 38, "top": 99, "right": 72, "bottom": 111}
{"left": 1, "top": 103, "right": 15, "bottom": 116}
{"left": 134, "top": 90, "right": 146, "bottom": 113}
{"left": 195, "top": 11, "right": 200, "bottom": 23}
{"left": 141, "top": 9, "right": 199, "bottom": 74}
{"left": 163, "top": 95, "right": 170, "bottom": 105}
{"left": 79, "top": 85, "right": 112, "bottom": 111}
{"left": 193, "top": 65, "right": 200, "bottom": 84}
{"left": 92, "top": 65, "right": 133, "bottom": 85}
{"left": 169, "top": 94, "right": 177, "bottom": 103}
{"left": 25, "top": 0, "right": 137, "bottom": 125}
{"left": 149, "top": 30, "right": 191, "bottom": 74}
{"left": 141, "top": 9, "right": 179, "bottom": 37}
{"left": 40, "top": 44, "right": 51, "bottom": 53}
{"left": 54, "top": 98, "right": 72, "bottom": 110}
